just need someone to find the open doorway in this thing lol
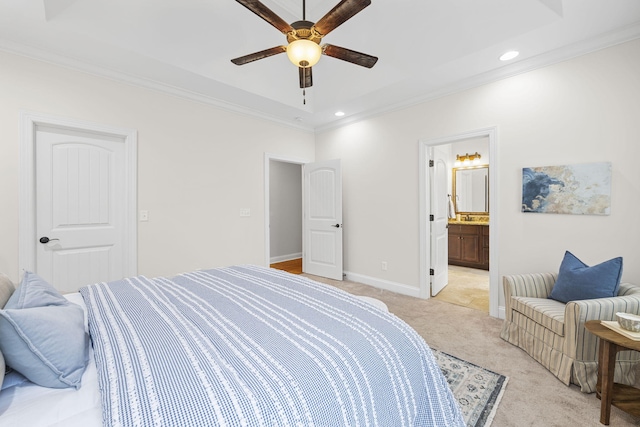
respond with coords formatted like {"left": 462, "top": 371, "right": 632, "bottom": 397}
{"left": 435, "top": 137, "right": 490, "bottom": 312}
{"left": 419, "top": 127, "right": 499, "bottom": 318}
{"left": 267, "top": 159, "right": 303, "bottom": 274}
{"left": 264, "top": 154, "right": 344, "bottom": 281}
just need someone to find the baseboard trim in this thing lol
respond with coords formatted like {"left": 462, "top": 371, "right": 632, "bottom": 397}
{"left": 269, "top": 253, "right": 302, "bottom": 264}
{"left": 344, "top": 271, "right": 421, "bottom": 298}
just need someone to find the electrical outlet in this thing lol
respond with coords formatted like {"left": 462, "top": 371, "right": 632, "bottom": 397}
{"left": 239, "top": 208, "right": 251, "bottom": 217}
{"left": 381, "top": 261, "right": 388, "bottom": 271}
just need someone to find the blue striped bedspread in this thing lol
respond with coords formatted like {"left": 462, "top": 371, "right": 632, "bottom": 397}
{"left": 80, "top": 265, "right": 464, "bottom": 427}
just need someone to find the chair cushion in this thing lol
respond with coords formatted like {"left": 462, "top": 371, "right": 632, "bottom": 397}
{"left": 511, "top": 296, "right": 566, "bottom": 336}
{"left": 549, "top": 251, "right": 623, "bottom": 304}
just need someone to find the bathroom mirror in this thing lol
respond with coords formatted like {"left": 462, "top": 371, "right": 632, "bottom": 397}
{"left": 453, "top": 166, "right": 489, "bottom": 214}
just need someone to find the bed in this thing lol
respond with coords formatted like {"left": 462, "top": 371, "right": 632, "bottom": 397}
{"left": 0, "top": 265, "right": 464, "bottom": 426}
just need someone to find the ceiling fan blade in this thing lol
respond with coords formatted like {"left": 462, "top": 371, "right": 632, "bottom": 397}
{"left": 313, "top": 0, "right": 371, "bottom": 36}
{"left": 299, "top": 66, "right": 313, "bottom": 88}
{"left": 322, "top": 44, "right": 378, "bottom": 68}
{"left": 235, "top": 0, "right": 294, "bottom": 34}
{"left": 231, "top": 46, "right": 287, "bottom": 65}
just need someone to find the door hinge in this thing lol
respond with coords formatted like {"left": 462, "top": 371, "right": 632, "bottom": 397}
{"left": 429, "top": 160, "right": 434, "bottom": 167}
{"left": 429, "top": 214, "right": 434, "bottom": 221}
{"left": 429, "top": 268, "right": 435, "bottom": 276}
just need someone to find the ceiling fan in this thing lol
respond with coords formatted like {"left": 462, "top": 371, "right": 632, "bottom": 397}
{"left": 231, "top": 0, "right": 378, "bottom": 90}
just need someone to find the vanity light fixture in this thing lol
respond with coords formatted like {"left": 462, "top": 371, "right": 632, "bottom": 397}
{"left": 455, "top": 152, "right": 482, "bottom": 165}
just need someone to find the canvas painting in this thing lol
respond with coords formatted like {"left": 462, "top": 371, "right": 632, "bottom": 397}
{"left": 522, "top": 162, "right": 611, "bottom": 215}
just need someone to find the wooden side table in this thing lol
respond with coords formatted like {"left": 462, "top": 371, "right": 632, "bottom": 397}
{"left": 585, "top": 320, "right": 640, "bottom": 425}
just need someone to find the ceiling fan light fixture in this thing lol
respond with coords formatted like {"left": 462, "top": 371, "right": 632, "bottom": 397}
{"left": 287, "top": 39, "right": 322, "bottom": 68}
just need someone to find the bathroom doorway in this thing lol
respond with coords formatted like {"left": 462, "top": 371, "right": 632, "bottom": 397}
{"left": 419, "top": 127, "right": 499, "bottom": 317}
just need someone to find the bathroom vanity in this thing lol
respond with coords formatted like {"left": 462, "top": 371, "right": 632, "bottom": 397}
{"left": 448, "top": 164, "right": 489, "bottom": 270}
{"left": 448, "top": 223, "right": 489, "bottom": 270}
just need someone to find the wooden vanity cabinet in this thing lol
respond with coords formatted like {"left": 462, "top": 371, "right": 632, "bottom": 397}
{"left": 482, "top": 226, "right": 489, "bottom": 267}
{"left": 448, "top": 224, "right": 489, "bottom": 270}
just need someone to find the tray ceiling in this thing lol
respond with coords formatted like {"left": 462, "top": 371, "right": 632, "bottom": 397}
{"left": 1, "top": 0, "right": 639, "bottom": 130}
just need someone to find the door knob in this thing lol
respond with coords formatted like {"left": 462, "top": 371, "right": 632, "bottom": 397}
{"left": 331, "top": 224, "right": 341, "bottom": 228}
{"left": 39, "top": 237, "right": 60, "bottom": 244}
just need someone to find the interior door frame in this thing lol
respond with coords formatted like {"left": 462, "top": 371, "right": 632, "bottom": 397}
{"left": 418, "top": 126, "right": 500, "bottom": 318}
{"left": 19, "top": 111, "right": 138, "bottom": 279}
{"left": 263, "top": 153, "right": 312, "bottom": 267}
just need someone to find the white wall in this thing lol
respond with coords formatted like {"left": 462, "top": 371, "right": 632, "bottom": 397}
{"left": 0, "top": 51, "right": 314, "bottom": 283}
{"left": 2, "top": 39, "right": 639, "bottom": 304}
{"left": 269, "top": 160, "right": 302, "bottom": 262}
{"left": 315, "top": 39, "right": 640, "bottom": 305}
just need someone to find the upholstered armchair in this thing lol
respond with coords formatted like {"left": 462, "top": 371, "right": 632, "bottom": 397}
{"left": 501, "top": 272, "right": 640, "bottom": 393}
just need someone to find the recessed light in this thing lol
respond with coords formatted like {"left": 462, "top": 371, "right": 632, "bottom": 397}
{"left": 500, "top": 51, "right": 519, "bottom": 61}
{"left": 334, "top": 111, "right": 345, "bottom": 117}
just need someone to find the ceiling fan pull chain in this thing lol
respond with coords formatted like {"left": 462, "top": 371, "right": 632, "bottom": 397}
{"left": 303, "top": 66, "right": 306, "bottom": 105}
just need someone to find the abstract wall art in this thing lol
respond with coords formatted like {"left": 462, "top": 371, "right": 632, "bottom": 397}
{"left": 522, "top": 162, "right": 611, "bottom": 215}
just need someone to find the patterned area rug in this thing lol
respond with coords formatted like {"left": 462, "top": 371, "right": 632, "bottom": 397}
{"left": 432, "top": 350, "right": 508, "bottom": 427}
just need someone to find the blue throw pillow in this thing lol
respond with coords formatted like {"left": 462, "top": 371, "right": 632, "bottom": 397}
{"left": 6, "top": 271, "right": 69, "bottom": 308}
{"left": 0, "top": 272, "right": 89, "bottom": 389}
{"left": 549, "top": 251, "right": 623, "bottom": 303}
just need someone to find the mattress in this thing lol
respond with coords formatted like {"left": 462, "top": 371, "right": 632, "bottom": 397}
{"left": 0, "top": 266, "right": 464, "bottom": 426}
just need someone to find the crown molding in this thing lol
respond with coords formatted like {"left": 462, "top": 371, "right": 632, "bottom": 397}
{"left": 2, "top": 19, "right": 639, "bottom": 136}
{"left": 315, "top": 21, "right": 640, "bottom": 134}
{"left": 0, "top": 38, "right": 315, "bottom": 133}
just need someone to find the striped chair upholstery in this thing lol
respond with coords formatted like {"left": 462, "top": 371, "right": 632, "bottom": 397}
{"left": 501, "top": 273, "right": 640, "bottom": 393}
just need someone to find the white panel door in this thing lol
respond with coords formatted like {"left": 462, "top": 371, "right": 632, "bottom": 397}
{"left": 430, "top": 147, "right": 449, "bottom": 296}
{"left": 35, "top": 127, "right": 126, "bottom": 293}
{"left": 303, "top": 159, "right": 343, "bottom": 280}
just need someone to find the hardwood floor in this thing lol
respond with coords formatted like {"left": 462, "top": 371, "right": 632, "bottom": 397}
{"left": 270, "top": 258, "right": 302, "bottom": 275}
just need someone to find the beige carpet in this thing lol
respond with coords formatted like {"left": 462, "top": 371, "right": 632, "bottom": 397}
{"left": 304, "top": 273, "right": 640, "bottom": 426}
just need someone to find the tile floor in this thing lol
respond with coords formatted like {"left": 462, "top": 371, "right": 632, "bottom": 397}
{"left": 272, "top": 259, "right": 490, "bottom": 313}
{"left": 432, "top": 265, "right": 490, "bottom": 312}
